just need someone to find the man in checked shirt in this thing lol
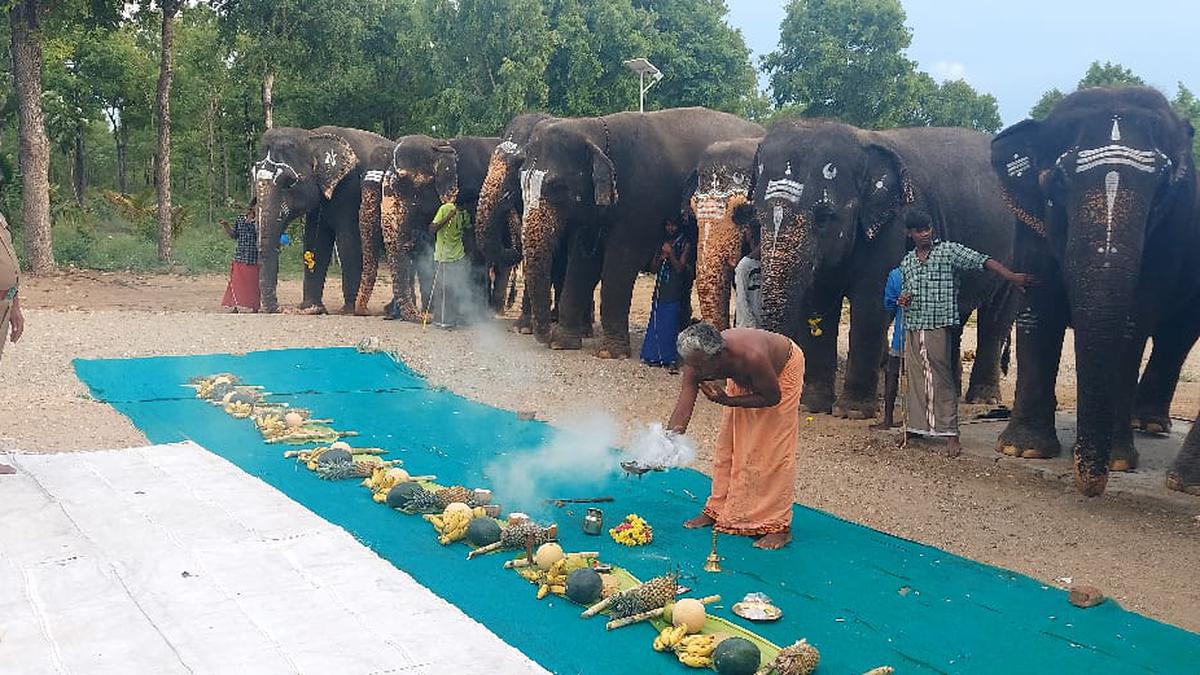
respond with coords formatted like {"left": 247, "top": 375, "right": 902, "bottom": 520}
{"left": 897, "top": 210, "right": 1035, "bottom": 457}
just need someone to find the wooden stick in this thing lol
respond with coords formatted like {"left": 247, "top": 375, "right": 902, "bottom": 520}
{"left": 603, "top": 595, "right": 721, "bottom": 630}
{"left": 503, "top": 552, "right": 599, "bottom": 569}
{"left": 467, "top": 541, "right": 503, "bottom": 560}
{"left": 544, "top": 496, "right": 614, "bottom": 506}
{"left": 581, "top": 595, "right": 615, "bottom": 618}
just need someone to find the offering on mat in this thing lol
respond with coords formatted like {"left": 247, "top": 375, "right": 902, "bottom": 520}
{"left": 609, "top": 513, "right": 653, "bottom": 546}
{"left": 565, "top": 567, "right": 604, "bottom": 604}
{"left": 584, "top": 572, "right": 677, "bottom": 619}
{"left": 466, "top": 521, "right": 558, "bottom": 559}
{"left": 653, "top": 627, "right": 719, "bottom": 669}
{"left": 668, "top": 597, "right": 707, "bottom": 633}
{"left": 731, "top": 592, "right": 783, "bottom": 622}
{"left": 713, "top": 637, "right": 762, "bottom": 675}
{"left": 757, "top": 639, "right": 820, "bottom": 675}
{"left": 424, "top": 502, "right": 483, "bottom": 545}
{"left": 513, "top": 552, "right": 597, "bottom": 600}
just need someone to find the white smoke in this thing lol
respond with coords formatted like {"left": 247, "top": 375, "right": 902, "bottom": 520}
{"left": 484, "top": 413, "right": 620, "bottom": 507}
{"left": 626, "top": 423, "right": 697, "bottom": 469}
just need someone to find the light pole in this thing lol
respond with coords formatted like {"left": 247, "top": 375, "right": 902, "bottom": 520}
{"left": 623, "top": 58, "right": 662, "bottom": 113}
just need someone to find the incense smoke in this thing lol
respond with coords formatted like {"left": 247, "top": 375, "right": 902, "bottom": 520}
{"left": 626, "top": 423, "right": 698, "bottom": 469}
{"left": 484, "top": 413, "right": 620, "bottom": 508}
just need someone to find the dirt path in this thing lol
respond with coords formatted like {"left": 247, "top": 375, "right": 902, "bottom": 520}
{"left": 4, "top": 271, "right": 1199, "bottom": 632}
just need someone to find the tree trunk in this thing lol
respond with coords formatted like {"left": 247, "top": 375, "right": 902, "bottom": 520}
{"left": 262, "top": 69, "right": 274, "bottom": 130}
{"left": 154, "top": 0, "right": 181, "bottom": 263}
{"left": 206, "top": 97, "right": 216, "bottom": 224}
{"left": 9, "top": 0, "right": 54, "bottom": 273}
{"left": 72, "top": 122, "right": 85, "bottom": 204}
{"left": 222, "top": 131, "right": 230, "bottom": 206}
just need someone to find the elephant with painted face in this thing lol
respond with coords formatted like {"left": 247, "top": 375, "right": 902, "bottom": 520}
{"left": 474, "top": 112, "right": 580, "bottom": 332}
{"left": 496, "top": 107, "right": 763, "bottom": 357}
{"left": 990, "top": 86, "right": 1200, "bottom": 496}
{"left": 354, "top": 135, "right": 500, "bottom": 320}
{"left": 751, "top": 120, "right": 1017, "bottom": 418}
{"left": 253, "top": 126, "right": 396, "bottom": 313}
{"left": 688, "top": 136, "right": 766, "bottom": 329}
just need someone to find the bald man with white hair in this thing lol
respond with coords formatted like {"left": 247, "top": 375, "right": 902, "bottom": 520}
{"left": 667, "top": 322, "right": 804, "bottom": 549}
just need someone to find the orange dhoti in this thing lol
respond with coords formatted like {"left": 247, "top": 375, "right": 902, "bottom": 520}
{"left": 703, "top": 343, "right": 804, "bottom": 536}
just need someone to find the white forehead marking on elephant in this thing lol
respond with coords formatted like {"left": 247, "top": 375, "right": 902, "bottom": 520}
{"left": 1102, "top": 170, "right": 1119, "bottom": 257}
{"left": 732, "top": 172, "right": 745, "bottom": 186}
{"left": 1006, "top": 155, "right": 1031, "bottom": 177}
{"left": 324, "top": 150, "right": 337, "bottom": 167}
{"left": 520, "top": 168, "right": 547, "bottom": 220}
{"left": 784, "top": 161, "right": 792, "bottom": 177}
{"left": 873, "top": 178, "right": 886, "bottom": 191}
{"left": 822, "top": 163, "right": 837, "bottom": 180}
{"left": 771, "top": 205, "right": 784, "bottom": 256}
{"left": 498, "top": 141, "right": 519, "bottom": 155}
{"left": 1075, "top": 144, "right": 1156, "bottom": 173}
{"left": 1110, "top": 116, "right": 1121, "bottom": 142}
{"left": 758, "top": 163, "right": 764, "bottom": 175}
{"left": 765, "top": 178, "right": 804, "bottom": 203}
{"left": 363, "top": 170, "right": 384, "bottom": 184}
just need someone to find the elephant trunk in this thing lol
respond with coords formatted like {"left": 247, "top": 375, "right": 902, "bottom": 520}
{"left": 759, "top": 208, "right": 817, "bottom": 338}
{"left": 475, "top": 154, "right": 523, "bottom": 266}
{"left": 694, "top": 193, "right": 749, "bottom": 330}
{"left": 521, "top": 203, "right": 563, "bottom": 340}
{"left": 1064, "top": 182, "right": 1149, "bottom": 496}
{"left": 255, "top": 183, "right": 285, "bottom": 313}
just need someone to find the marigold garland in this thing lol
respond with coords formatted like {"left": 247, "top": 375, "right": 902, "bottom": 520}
{"left": 609, "top": 513, "right": 653, "bottom": 546}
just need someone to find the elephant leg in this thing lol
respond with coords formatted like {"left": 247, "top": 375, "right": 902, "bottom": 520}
{"left": 996, "top": 260, "right": 1066, "bottom": 459}
{"left": 1166, "top": 409, "right": 1200, "bottom": 494}
{"left": 799, "top": 291, "right": 842, "bottom": 414}
{"left": 592, "top": 246, "right": 640, "bottom": 359}
{"left": 516, "top": 288, "right": 534, "bottom": 334}
{"left": 301, "top": 212, "right": 335, "bottom": 312}
{"left": 354, "top": 180, "right": 383, "bottom": 316}
{"left": 835, "top": 287, "right": 888, "bottom": 420}
{"left": 1107, "top": 334, "right": 1148, "bottom": 472}
{"left": 582, "top": 295, "right": 595, "bottom": 338}
{"left": 334, "top": 212, "right": 364, "bottom": 315}
{"left": 550, "top": 235, "right": 603, "bottom": 351}
{"left": 1133, "top": 303, "right": 1200, "bottom": 434}
{"left": 967, "top": 286, "right": 1018, "bottom": 404}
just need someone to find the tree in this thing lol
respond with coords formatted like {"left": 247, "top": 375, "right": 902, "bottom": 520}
{"left": 8, "top": 0, "right": 54, "bottom": 272}
{"left": 544, "top": 0, "right": 650, "bottom": 118}
{"left": 906, "top": 74, "right": 1002, "bottom": 132}
{"left": 152, "top": 0, "right": 183, "bottom": 262}
{"left": 1171, "top": 83, "right": 1200, "bottom": 160}
{"left": 763, "top": 0, "right": 917, "bottom": 129}
{"left": 1030, "top": 61, "right": 1146, "bottom": 119}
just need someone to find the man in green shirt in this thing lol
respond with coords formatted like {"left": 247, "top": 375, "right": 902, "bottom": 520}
{"left": 897, "top": 210, "right": 1034, "bottom": 457}
{"left": 429, "top": 200, "right": 471, "bottom": 328}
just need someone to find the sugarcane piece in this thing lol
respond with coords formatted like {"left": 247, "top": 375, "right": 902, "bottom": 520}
{"left": 605, "top": 595, "right": 719, "bottom": 630}
{"left": 581, "top": 595, "right": 616, "bottom": 618}
{"left": 606, "top": 572, "right": 679, "bottom": 619}
{"left": 466, "top": 522, "right": 557, "bottom": 559}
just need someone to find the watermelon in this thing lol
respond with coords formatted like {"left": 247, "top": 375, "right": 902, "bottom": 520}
{"left": 466, "top": 518, "right": 502, "bottom": 547}
{"left": 565, "top": 568, "right": 603, "bottom": 604}
{"left": 713, "top": 637, "right": 761, "bottom": 675}
{"left": 386, "top": 481, "right": 422, "bottom": 508}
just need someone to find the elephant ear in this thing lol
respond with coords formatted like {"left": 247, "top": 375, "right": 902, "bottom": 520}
{"left": 859, "top": 141, "right": 914, "bottom": 241}
{"left": 433, "top": 143, "right": 460, "bottom": 204}
{"left": 309, "top": 133, "right": 359, "bottom": 200}
{"left": 991, "top": 119, "right": 1046, "bottom": 236}
{"left": 589, "top": 141, "right": 618, "bottom": 206}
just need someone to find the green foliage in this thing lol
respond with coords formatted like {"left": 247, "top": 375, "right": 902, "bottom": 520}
{"left": 1030, "top": 61, "right": 1150, "bottom": 120}
{"left": 906, "top": 74, "right": 1002, "bottom": 132}
{"left": 1171, "top": 83, "right": 1200, "bottom": 160}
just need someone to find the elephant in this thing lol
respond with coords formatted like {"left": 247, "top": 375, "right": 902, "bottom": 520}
{"left": 252, "top": 126, "right": 396, "bottom": 313}
{"left": 751, "top": 120, "right": 1017, "bottom": 418}
{"left": 353, "top": 134, "right": 501, "bottom": 320}
{"left": 495, "top": 107, "right": 764, "bottom": 357}
{"left": 474, "top": 112, "right": 578, "bottom": 332}
{"left": 989, "top": 86, "right": 1200, "bottom": 496}
{"left": 687, "top": 136, "right": 767, "bottom": 329}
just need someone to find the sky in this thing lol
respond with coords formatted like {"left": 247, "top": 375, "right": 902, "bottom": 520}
{"left": 725, "top": 0, "right": 1199, "bottom": 127}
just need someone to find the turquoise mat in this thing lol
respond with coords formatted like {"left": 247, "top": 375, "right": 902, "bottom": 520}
{"left": 74, "top": 347, "right": 1197, "bottom": 674}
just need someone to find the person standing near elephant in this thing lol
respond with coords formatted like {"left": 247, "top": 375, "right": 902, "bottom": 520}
{"left": 641, "top": 218, "right": 694, "bottom": 371}
{"left": 668, "top": 322, "right": 804, "bottom": 550}
{"left": 897, "top": 211, "right": 1034, "bottom": 456}
{"left": 219, "top": 199, "right": 260, "bottom": 313}
{"left": 429, "top": 200, "right": 471, "bottom": 328}
{"left": 733, "top": 226, "right": 761, "bottom": 328}
{"left": 871, "top": 267, "right": 905, "bottom": 430}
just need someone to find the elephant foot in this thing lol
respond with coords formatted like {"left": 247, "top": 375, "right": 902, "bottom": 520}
{"left": 549, "top": 335, "right": 583, "bottom": 350}
{"left": 832, "top": 395, "right": 878, "bottom": 420}
{"left": 1073, "top": 449, "right": 1109, "bottom": 497}
{"left": 533, "top": 328, "right": 552, "bottom": 345}
{"left": 581, "top": 324, "right": 595, "bottom": 339}
{"left": 1108, "top": 443, "right": 1140, "bottom": 472}
{"left": 996, "top": 419, "right": 1062, "bottom": 459}
{"left": 595, "top": 346, "right": 630, "bottom": 359}
{"left": 261, "top": 303, "right": 281, "bottom": 314}
{"left": 799, "top": 389, "right": 835, "bottom": 415}
{"left": 517, "top": 326, "right": 534, "bottom": 335}
{"left": 1165, "top": 472, "right": 1200, "bottom": 496}
{"left": 1131, "top": 413, "right": 1172, "bottom": 435}
{"left": 383, "top": 302, "right": 422, "bottom": 323}
{"left": 354, "top": 303, "right": 371, "bottom": 317}
{"left": 964, "top": 382, "right": 1002, "bottom": 405}
{"left": 296, "top": 303, "right": 328, "bottom": 316}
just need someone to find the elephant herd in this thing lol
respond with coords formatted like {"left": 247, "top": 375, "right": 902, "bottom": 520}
{"left": 250, "top": 87, "right": 1200, "bottom": 499}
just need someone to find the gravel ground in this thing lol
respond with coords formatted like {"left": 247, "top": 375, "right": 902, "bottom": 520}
{"left": 3, "top": 270, "right": 1199, "bottom": 632}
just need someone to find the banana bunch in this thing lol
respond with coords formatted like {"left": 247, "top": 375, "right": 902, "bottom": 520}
{"left": 424, "top": 505, "right": 483, "bottom": 545}
{"left": 674, "top": 634, "right": 717, "bottom": 668}
{"left": 652, "top": 625, "right": 688, "bottom": 652}
{"left": 534, "top": 556, "right": 577, "bottom": 599}
{"left": 224, "top": 401, "right": 254, "bottom": 418}
{"left": 255, "top": 411, "right": 287, "bottom": 437}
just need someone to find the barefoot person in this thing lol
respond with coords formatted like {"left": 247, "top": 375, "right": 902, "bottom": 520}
{"left": 871, "top": 266, "right": 904, "bottom": 430}
{"left": 667, "top": 322, "right": 804, "bottom": 550}
{"left": 219, "top": 199, "right": 260, "bottom": 313}
{"left": 897, "top": 210, "right": 1034, "bottom": 457}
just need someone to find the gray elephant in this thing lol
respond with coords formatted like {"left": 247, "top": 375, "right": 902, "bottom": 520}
{"left": 487, "top": 107, "right": 763, "bottom": 357}
{"left": 687, "top": 136, "right": 766, "bottom": 329}
{"left": 253, "top": 126, "right": 395, "bottom": 313}
{"left": 354, "top": 135, "right": 500, "bottom": 320}
{"left": 990, "top": 86, "right": 1200, "bottom": 496}
{"left": 751, "top": 120, "right": 1017, "bottom": 418}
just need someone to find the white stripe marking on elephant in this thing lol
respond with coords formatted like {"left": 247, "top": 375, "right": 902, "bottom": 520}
{"left": 1076, "top": 144, "right": 1156, "bottom": 174}
{"left": 765, "top": 178, "right": 804, "bottom": 204}
{"left": 1102, "top": 170, "right": 1119, "bottom": 256}
{"left": 1111, "top": 117, "right": 1121, "bottom": 141}
{"left": 520, "top": 169, "right": 547, "bottom": 220}
{"left": 1006, "top": 155, "right": 1031, "bottom": 177}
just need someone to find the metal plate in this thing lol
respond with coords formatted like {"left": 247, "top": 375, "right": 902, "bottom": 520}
{"left": 731, "top": 601, "right": 783, "bottom": 622}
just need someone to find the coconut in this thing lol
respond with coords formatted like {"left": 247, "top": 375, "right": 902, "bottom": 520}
{"left": 385, "top": 468, "right": 411, "bottom": 483}
{"left": 534, "top": 542, "right": 565, "bottom": 570}
{"left": 443, "top": 502, "right": 473, "bottom": 518}
{"left": 284, "top": 411, "right": 305, "bottom": 428}
{"left": 670, "top": 598, "right": 707, "bottom": 634}
{"left": 330, "top": 441, "right": 352, "bottom": 452}
{"left": 565, "top": 568, "right": 603, "bottom": 604}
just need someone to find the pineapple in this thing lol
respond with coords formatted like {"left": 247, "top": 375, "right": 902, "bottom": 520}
{"left": 435, "top": 486, "right": 474, "bottom": 509}
{"left": 407, "top": 488, "right": 439, "bottom": 513}
{"left": 757, "top": 639, "right": 820, "bottom": 675}
{"left": 609, "top": 573, "right": 677, "bottom": 619}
